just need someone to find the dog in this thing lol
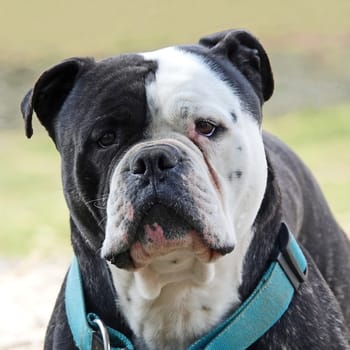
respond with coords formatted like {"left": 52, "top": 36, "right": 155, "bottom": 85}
{"left": 21, "top": 29, "right": 350, "bottom": 349}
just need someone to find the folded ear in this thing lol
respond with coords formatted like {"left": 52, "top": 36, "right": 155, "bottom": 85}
{"left": 199, "top": 29, "right": 274, "bottom": 102}
{"left": 20, "top": 57, "right": 93, "bottom": 139}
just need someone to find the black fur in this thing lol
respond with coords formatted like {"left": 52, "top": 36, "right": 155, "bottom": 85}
{"left": 199, "top": 29, "right": 274, "bottom": 102}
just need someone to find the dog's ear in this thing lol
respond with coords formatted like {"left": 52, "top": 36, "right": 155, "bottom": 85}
{"left": 199, "top": 29, "right": 274, "bottom": 102}
{"left": 20, "top": 57, "right": 93, "bottom": 139}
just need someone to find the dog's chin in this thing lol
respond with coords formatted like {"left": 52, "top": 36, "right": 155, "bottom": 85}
{"left": 104, "top": 204, "right": 233, "bottom": 271}
{"left": 103, "top": 205, "right": 235, "bottom": 300}
{"left": 110, "top": 234, "right": 224, "bottom": 300}
{"left": 129, "top": 230, "right": 223, "bottom": 269}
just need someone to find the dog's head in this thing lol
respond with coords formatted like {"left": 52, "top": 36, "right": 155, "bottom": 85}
{"left": 21, "top": 29, "right": 273, "bottom": 297}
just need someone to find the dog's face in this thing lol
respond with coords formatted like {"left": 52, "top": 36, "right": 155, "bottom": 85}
{"left": 102, "top": 46, "right": 268, "bottom": 267}
{"left": 22, "top": 30, "right": 273, "bottom": 298}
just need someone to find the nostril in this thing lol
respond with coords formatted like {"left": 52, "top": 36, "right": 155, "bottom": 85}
{"left": 132, "top": 158, "right": 147, "bottom": 175}
{"left": 158, "top": 153, "right": 177, "bottom": 171}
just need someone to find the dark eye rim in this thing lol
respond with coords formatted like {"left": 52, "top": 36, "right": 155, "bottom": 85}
{"left": 195, "top": 119, "right": 218, "bottom": 137}
{"left": 97, "top": 131, "right": 117, "bottom": 148}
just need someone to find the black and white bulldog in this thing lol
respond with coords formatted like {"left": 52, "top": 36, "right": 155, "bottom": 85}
{"left": 21, "top": 30, "right": 350, "bottom": 349}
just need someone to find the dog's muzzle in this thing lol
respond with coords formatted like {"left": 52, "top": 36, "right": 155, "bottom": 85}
{"left": 101, "top": 141, "right": 235, "bottom": 270}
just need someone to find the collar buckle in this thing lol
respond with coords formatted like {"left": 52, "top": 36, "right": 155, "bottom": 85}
{"left": 87, "top": 313, "right": 111, "bottom": 350}
{"left": 276, "top": 223, "right": 308, "bottom": 290}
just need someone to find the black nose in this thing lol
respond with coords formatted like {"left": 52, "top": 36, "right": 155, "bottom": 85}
{"left": 130, "top": 144, "right": 180, "bottom": 178}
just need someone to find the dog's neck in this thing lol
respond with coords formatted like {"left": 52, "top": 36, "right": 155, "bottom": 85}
{"left": 72, "top": 167, "right": 282, "bottom": 350}
{"left": 240, "top": 165, "right": 282, "bottom": 300}
{"left": 107, "top": 229, "right": 253, "bottom": 350}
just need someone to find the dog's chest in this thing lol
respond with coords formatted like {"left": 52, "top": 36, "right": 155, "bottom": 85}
{"left": 109, "top": 249, "right": 249, "bottom": 350}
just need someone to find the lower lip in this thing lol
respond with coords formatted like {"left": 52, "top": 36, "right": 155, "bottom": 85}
{"left": 128, "top": 234, "right": 223, "bottom": 270}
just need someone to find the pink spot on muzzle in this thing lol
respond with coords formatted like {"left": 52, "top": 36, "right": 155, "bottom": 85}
{"left": 144, "top": 223, "right": 165, "bottom": 245}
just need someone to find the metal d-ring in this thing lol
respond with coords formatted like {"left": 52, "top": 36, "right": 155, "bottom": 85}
{"left": 91, "top": 316, "right": 111, "bottom": 350}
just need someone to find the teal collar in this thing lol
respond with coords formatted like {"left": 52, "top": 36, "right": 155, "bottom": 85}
{"left": 65, "top": 223, "right": 307, "bottom": 350}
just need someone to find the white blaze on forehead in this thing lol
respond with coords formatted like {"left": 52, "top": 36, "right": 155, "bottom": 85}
{"left": 142, "top": 47, "right": 244, "bottom": 130}
{"left": 142, "top": 46, "right": 268, "bottom": 240}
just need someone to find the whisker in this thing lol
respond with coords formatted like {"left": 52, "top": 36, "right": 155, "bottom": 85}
{"left": 98, "top": 216, "right": 107, "bottom": 228}
{"left": 93, "top": 203, "right": 107, "bottom": 210}
{"left": 85, "top": 194, "right": 109, "bottom": 209}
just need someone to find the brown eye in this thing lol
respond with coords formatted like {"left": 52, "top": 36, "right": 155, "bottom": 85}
{"left": 98, "top": 131, "right": 116, "bottom": 147}
{"left": 195, "top": 120, "right": 217, "bottom": 137}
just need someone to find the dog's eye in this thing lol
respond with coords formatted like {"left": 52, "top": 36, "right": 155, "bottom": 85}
{"left": 97, "top": 131, "right": 116, "bottom": 148}
{"left": 195, "top": 120, "right": 217, "bottom": 137}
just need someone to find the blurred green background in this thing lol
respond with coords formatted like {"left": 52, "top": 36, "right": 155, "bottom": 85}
{"left": 1, "top": 0, "right": 349, "bottom": 256}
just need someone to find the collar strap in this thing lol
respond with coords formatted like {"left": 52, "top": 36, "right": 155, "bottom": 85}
{"left": 65, "top": 223, "right": 307, "bottom": 350}
{"left": 65, "top": 256, "right": 134, "bottom": 350}
{"left": 188, "top": 222, "right": 307, "bottom": 349}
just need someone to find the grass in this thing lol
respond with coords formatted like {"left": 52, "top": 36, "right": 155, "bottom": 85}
{"left": 1, "top": 105, "right": 349, "bottom": 256}
{"left": 0, "top": 124, "right": 70, "bottom": 256}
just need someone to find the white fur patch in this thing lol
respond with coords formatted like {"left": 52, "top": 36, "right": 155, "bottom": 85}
{"left": 105, "top": 47, "right": 268, "bottom": 349}
{"left": 108, "top": 237, "right": 252, "bottom": 350}
{"left": 142, "top": 47, "right": 267, "bottom": 242}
